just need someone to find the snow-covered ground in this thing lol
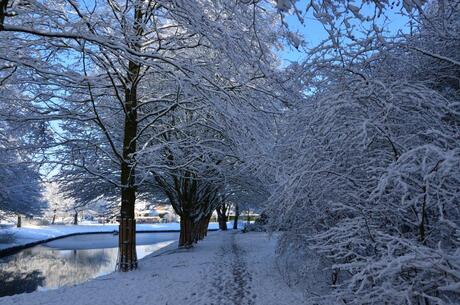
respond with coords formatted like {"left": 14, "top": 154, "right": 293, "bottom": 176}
{"left": 0, "top": 231, "right": 309, "bottom": 305}
{"left": 0, "top": 222, "right": 231, "bottom": 250}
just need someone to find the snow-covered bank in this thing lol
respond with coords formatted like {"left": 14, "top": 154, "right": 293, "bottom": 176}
{"left": 0, "top": 232, "right": 308, "bottom": 305}
{"left": 0, "top": 223, "right": 226, "bottom": 251}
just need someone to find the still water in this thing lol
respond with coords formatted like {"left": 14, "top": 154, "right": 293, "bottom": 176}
{"left": 0, "top": 232, "right": 178, "bottom": 297}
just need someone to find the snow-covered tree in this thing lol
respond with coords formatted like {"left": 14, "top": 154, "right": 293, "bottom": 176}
{"left": 0, "top": 83, "right": 46, "bottom": 220}
{"left": 265, "top": 1, "right": 460, "bottom": 304}
{"left": 0, "top": 0, "right": 289, "bottom": 268}
{"left": 0, "top": 149, "right": 45, "bottom": 219}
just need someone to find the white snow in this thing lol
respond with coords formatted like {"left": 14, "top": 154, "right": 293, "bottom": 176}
{"left": 0, "top": 231, "right": 311, "bottom": 305}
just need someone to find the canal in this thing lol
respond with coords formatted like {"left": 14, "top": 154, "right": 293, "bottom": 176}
{"left": 0, "top": 232, "right": 178, "bottom": 297}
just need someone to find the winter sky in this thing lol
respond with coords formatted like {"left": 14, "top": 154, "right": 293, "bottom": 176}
{"left": 280, "top": 4, "right": 411, "bottom": 63}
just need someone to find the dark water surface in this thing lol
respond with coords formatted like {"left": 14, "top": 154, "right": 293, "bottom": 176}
{"left": 0, "top": 232, "right": 178, "bottom": 297}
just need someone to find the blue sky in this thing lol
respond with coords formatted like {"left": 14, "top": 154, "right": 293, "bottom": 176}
{"left": 279, "top": 5, "right": 412, "bottom": 63}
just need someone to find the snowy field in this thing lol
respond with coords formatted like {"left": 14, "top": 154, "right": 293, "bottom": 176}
{"left": 0, "top": 223, "right": 225, "bottom": 250}
{"left": 0, "top": 231, "right": 310, "bottom": 305}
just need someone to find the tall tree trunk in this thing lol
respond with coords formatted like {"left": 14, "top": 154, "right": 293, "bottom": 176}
{"left": 117, "top": 58, "right": 140, "bottom": 272}
{"left": 219, "top": 218, "right": 228, "bottom": 230}
{"left": 51, "top": 209, "right": 56, "bottom": 224}
{"left": 233, "top": 203, "right": 239, "bottom": 230}
{"left": 179, "top": 214, "right": 194, "bottom": 248}
{"left": 204, "top": 214, "right": 211, "bottom": 237}
{"left": 73, "top": 211, "right": 78, "bottom": 225}
{"left": 197, "top": 215, "right": 210, "bottom": 241}
{"left": 216, "top": 204, "right": 228, "bottom": 231}
{"left": 17, "top": 214, "right": 21, "bottom": 228}
{"left": 0, "top": 0, "right": 9, "bottom": 30}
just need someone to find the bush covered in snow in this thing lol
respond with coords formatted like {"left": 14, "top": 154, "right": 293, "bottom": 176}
{"left": 266, "top": 1, "right": 460, "bottom": 304}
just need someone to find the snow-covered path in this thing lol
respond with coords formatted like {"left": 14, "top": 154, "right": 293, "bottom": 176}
{"left": 206, "top": 232, "right": 256, "bottom": 305}
{"left": 0, "top": 231, "right": 306, "bottom": 305}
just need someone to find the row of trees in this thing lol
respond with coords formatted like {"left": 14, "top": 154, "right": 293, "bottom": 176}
{"left": 0, "top": 0, "right": 290, "bottom": 270}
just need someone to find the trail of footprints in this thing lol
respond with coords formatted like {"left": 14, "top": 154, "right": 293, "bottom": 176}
{"left": 206, "top": 233, "right": 256, "bottom": 305}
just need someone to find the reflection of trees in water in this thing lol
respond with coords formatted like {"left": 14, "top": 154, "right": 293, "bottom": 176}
{"left": 0, "top": 237, "right": 173, "bottom": 297}
{"left": 42, "top": 248, "right": 117, "bottom": 288}
{"left": 0, "top": 269, "right": 45, "bottom": 297}
{"left": 0, "top": 246, "right": 117, "bottom": 294}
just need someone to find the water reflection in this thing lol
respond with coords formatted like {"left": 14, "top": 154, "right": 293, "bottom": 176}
{"left": 0, "top": 269, "right": 45, "bottom": 296}
{"left": 0, "top": 233, "right": 177, "bottom": 297}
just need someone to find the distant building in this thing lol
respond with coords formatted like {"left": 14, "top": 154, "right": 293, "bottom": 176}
{"left": 135, "top": 202, "right": 179, "bottom": 223}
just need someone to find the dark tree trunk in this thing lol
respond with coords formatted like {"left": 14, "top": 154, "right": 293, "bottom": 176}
{"left": 51, "top": 209, "right": 56, "bottom": 225}
{"left": 218, "top": 214, "right": 228, "bottom": 230}
{"left": 196, "top": 214, "right": 211, "bottom": 241}
{"left": 118, "top": 217, "right": 137, "bottom": 271}
{"left": 17, "top": 214, "right": 21, "bottom": 228}
{"left": 115, "top": 1, "right": 146, "bottom": 272}
{"left": 204, "top": 214, "right": 211, "bottom": 237}
{"left": 192, "top": 219, "right": 200, "bottom": 243}
{"left": 73, "top": 211, "right": 78, "bottom": 225}
{"left": 216, "top": 205, "right": 228, "bottom": 231}
{"left": 220, "top": 219, "right": 228, "bottom": 230}
{"left": 233, "top": 203, "right": 239, "bottom": 230}
{"left": 117, "top": 58, "right": 140, "bottom": 271}
{"left": 0, "top": 0, "right": 9, "bottom": 30}
{"left": 200, "top": 218, "right": 206, "bottom": 239}
{"left": 179, "top": 214, "right": 194, "bottom": 248}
